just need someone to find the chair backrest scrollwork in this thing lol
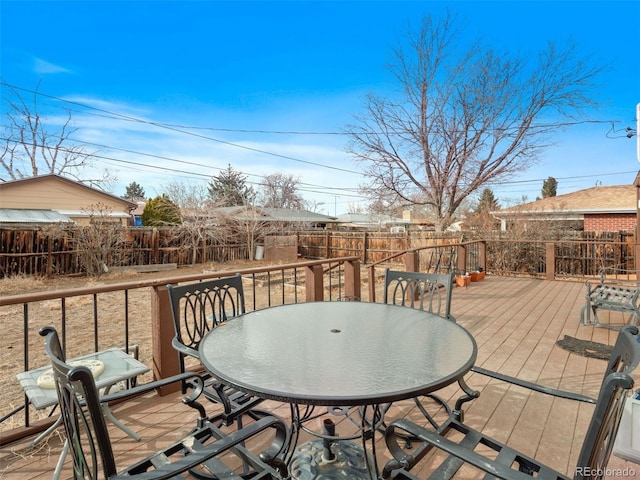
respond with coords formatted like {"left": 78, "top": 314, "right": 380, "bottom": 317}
{"left": 167, "top": 274, "right": 246, "bottom": 372}
{"left": 383, "top": 269, "right": 455, "bottom": 321}
{"left": 40, "top": 326, "right": 117, "bottom": 479}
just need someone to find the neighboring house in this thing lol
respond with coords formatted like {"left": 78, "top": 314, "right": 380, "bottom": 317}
{"left": 0, "top": 174, "right": 137, "bottom": 226}
{"left": 214, "top": 206, "right": 338, "bottom": 229}
{"left": 336, "top": 213, "right": 406, "bottom": 230}
{"left": 336, "top": 211, "right": 435, "bottom": 231}
{"left": 493, "top": 184, "right": 637, "bottom": 232}
{"left": 130, "top": 199, "right": 146, "bottom": 227}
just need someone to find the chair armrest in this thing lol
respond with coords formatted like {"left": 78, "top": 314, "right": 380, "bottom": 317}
{"left": 171, "top": 337, "right": 200, "bottom": 359}
{"left": 100, "top": 372, "right": 203, "bottom": 404}
{"left": 470, "top": 366, "right": 596, "bottom": 404}
{"left": 384, "top": 419, "right": 548, "bottom": 480}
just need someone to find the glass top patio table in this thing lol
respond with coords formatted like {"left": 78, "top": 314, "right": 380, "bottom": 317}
{"left": 198, "top": 302, "right": 477, "bottom": 407}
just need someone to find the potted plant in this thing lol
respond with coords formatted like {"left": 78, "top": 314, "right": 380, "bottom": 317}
{"left": 470, "top": 266, "right": 485, "bottom": 282}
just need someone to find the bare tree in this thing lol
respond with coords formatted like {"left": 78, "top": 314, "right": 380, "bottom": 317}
{"left": 57, "top": 203, "right": 126, "bottom": 277}
{"left": 164, "top": 181, "right": 226, "bottom": 265}
{"left": 214, "top": 206, "right": 280, "bottom": 261}
{"left": 0, "top": 84, "right": 101, "bottom": 183}
{"left": 259, "top": 172, "right": 305, "bottom": 209}
{"left": 346, "top": 13, "right": 604, "bottom": 231}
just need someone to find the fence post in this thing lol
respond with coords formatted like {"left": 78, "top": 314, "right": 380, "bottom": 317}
{"left": 47, "top": 235, "right": 53, "bottom": 278}
{"left": 305, "top": 264, "right": 324, "bottom": 301}
{"left": 344, "top": 259, "right": 361, "bottom": 300}
{"left": 546, "top": 242, "right": 556, "bottom": 280}
{"left": 363, "top": 232, "right": 368, "bottom": 264}
{"left": 405, "top": 250, "right": 419, "bottom": 272}
{"left": 152, "top": 228, "right": 159, "bottom": 264}
{"left": 325, "top": 231, "right": 331, "bottom": 259}
{"left": 151, "top": 285, "right": 181, "bottom": 395}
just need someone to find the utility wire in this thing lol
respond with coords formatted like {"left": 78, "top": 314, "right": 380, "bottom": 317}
{"left": 1, "top": 82, "right": 364, "bottom": 176}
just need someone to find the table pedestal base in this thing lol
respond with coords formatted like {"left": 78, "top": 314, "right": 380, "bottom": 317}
{"left": 290, "top": 439, "right": 372, "bottom": 479}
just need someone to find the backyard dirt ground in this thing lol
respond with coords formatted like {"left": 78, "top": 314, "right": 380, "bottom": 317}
{"left": 0, "top": 260, "right": 277, "bottom": 434}
{"left": 0, "top": 259, "right": 377, "bottom": 435}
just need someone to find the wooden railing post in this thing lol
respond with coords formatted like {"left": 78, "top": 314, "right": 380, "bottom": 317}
{"left": 456, "top": 244, "right": 467, "bottom": 274}
{"left": 151, "top": 285, "right": 181, "bottom": 395}
{"left": 368, "top": 264, "right": 377, "bottom": 303}
{"left": 344, "top": 259, "right": 361, "bottom": 300}
{"left": 405, "top": 250, "right": 419, "bottom": 272}
{"left": 546, "top": 242, "right": 556, "bottom": 280}
{"left": 476, "top": 241, "right": 487, "bottom": 273}
{"left": 305, "top": 264, "right": 324, "bottom": 301}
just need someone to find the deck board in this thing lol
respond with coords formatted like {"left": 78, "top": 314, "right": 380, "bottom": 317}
{"left": 1, "top": 276, "right": 638, "bottom": 479}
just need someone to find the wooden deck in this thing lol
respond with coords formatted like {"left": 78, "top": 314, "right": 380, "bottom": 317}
{"left": 1, "top": 276, "right": 639, "bottom": 479}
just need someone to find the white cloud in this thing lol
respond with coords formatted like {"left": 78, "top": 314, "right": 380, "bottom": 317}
{"left": 33, "top": 57, "right": 72, "bottom": 75}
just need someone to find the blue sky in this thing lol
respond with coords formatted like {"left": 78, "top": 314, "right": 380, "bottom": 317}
{"left": 2, "top": 0, "right": 639, "bottom": 215}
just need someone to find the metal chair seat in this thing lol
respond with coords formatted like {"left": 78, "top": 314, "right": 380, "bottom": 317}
{"left": 382, "top": 325, "right": 640, "bottom": 479}
{"left": 168, "top": 273, "right": 265, "bottom": 426}
{"left": 382, "top": 269, "right": 460, "bottom": 429}
{"left": 39, "top": 326, "right": 289, "bottom": 480}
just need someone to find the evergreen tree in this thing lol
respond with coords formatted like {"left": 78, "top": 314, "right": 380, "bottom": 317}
{"left": 122, "top": 181, "right": 145, "bottom": 200}
{"left": 208, "top": 165, "right": 256, "bottom": 206}
{"left": 475, "top": 188, "right": 499, "bottom": 213}
{"left": 141, "top": 194, "right": 181, "bottom": 226}
{"left": 542, "top": 177, "right": 558, "bottom": 198}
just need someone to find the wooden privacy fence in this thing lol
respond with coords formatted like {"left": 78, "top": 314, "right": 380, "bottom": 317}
{"left": 0, "top": 228, "right": 462, "bottom": 277}
{"left": 0, "top": 227, "right": 248, "bottom": 278}
{"left": 0, "top": 226, "right": 636, "bottom": 278}
{"left": 296, "top": 230, "right": 462, "bottom": 264}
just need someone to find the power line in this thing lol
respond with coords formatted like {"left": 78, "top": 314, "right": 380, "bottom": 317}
{"left": 1, "top": 82, "right": 365, "bottom": 176}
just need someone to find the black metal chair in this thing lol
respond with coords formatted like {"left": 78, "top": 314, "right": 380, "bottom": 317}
{"left": 40, "top": 325, "right": 288, "bottom": 480}
{"left": 167, "top": 273, "right": 266, "bottom": 426}
{"left": 382, "top": 325, "right": 640, "bottom": 479}
{"left": 382, "top": 269, "right": 462, "bottom": 429}
{"left": 383, "top": 269, "right": 455, "bottom": 322}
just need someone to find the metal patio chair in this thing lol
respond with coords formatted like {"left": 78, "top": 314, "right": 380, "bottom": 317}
{"left": 382, "top": 269, "right": 460, "bottom": 429}
{"left": 40, "top": 325, "right": 288, "bottom": 480}
{"left": 382, "top": 324, "right": 640, "bottom": 480}
{"left": 383, "top": 269, "right": 455, "bottom": 322}
{"left": 167, "top": 273, "right": 266, "bottom": 426}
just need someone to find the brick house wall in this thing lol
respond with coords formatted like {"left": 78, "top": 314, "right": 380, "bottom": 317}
{"left": 584, "top": 213, "right": 636, "bottom": 232}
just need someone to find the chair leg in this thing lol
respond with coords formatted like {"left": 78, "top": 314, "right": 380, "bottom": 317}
{"left": 452, "top": 377, "right": 480, "bottom": 422}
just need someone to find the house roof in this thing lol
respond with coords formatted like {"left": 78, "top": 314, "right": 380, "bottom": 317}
{"left": 336, "top": 213, "right": 406, "bottom": 226}
{"left": 0, "top": 174, "right": 137, "bottom": 210}
{"left": 215, "top": 207, "right": 338, "bottom": 223}
{"left": 495, "top": 185, "right": 636, "bottom": 217}
{"left": 0, "top": 208, "right": 72, "bottom": 224}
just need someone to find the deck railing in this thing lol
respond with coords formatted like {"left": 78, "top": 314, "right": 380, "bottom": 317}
{"left": 1, "top": 235, "right": 637, "bottom": 444}
{"left": 0, "top": 257, "right": 361, "bottom": 444}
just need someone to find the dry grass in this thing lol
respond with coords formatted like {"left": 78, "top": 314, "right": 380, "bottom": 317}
{"left": 0, "top": 262, "right": 262, "bottom": 434}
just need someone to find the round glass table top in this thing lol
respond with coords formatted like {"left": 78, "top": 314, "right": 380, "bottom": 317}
{"left": 199, "top": 302, "right": 477, "bottom": 406}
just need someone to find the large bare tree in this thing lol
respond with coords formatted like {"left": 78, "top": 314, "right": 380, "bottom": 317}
{"left": 346, "top": 13, "right": 604, "bottom": 231}
{"left": 0, "top": 84, "right": 108, "bottom": 186}
{"left": 259, "top": 172, "right": 305, "bottom": 209}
